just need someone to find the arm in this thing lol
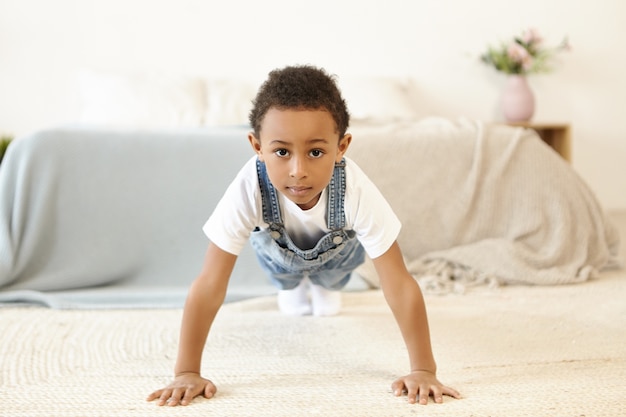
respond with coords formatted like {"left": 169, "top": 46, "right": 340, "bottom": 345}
{"left": 147, "top": 242, "right": 237, "bottom": 406}
{"left": 372, "top": 241, "right": 460, "bottom": 405}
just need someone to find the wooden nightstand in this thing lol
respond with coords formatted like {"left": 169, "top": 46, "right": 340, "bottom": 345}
{"left": 506, "top": 122, "right": 572, "bottom": 162}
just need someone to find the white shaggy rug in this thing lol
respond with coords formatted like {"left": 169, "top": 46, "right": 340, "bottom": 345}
{"left": 2, "top": 268, "right": 625, "bottom": 417}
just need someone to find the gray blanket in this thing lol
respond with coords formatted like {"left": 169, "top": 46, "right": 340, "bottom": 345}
{"left": 0, "top": 127, "right": 275, "bottom": 307}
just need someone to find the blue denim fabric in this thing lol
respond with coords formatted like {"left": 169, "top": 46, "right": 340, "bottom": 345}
{"left": 249, "top": 158, "right": 365, "bottom": 290}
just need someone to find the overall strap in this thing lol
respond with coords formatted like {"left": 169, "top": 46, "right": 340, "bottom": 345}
{"left": 327, "top": 158, "right": 347, "bottom": 230}
{"left": 256, "top": 158, "right": 283, "bottom": 225}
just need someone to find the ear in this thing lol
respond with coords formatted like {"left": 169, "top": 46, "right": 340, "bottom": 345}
{"left": 248, "top": 132, "right": 264, "bottom": 161}
{"left": 335, "top": 133, "right": 352, "bottom": 162}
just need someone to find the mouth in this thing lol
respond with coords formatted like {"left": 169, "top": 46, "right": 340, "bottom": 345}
{"left": 286, "top": 186, "right": 312, "bottom": 197}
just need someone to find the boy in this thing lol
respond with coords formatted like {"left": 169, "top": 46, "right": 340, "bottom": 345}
{"left": 147, "top": 65, "right": 460, "bottom": 406}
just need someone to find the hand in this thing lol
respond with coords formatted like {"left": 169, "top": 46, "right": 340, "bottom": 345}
{"left": 391, "top": 370, "right": 461, "bottom": 405}
{"left": 146, "top": 372, "right": 217, "bottom": 406}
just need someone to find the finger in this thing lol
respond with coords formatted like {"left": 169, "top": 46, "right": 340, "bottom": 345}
{"left": 442, "top": 385, "right": 462, "bottom": 399}
{"left": 431, "top": 385, "right": 444, "bottom": 404}
{"left": 417, "top": 384, "right": 429, "bottom": 405}
{"left": 407, "top": 385, "right": 419, "bottom": 404}
{"left": 146, "top": 389, "right": 163, "bottom": 402}
{"left": 157, "top": 389, "right": 173, "bottom": 406}
{"left": 180, "top": 388, "right": 196, "bottom": 406}
{"left": 390, "top": 379, "right": 406, "bottom": 397}
{"left": 204, "top": 382, "right": 217, "bottom": 399}
{"left": 167, "top": 388, "right": 185, "bottom": 407}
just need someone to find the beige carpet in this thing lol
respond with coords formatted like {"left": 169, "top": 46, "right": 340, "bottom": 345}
{"left": 2, "top": 267, "right": 626, "bottom": 417}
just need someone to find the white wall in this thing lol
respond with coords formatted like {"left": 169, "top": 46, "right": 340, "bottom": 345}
{"left": 1, "top": 0, "right": 625, "bottom": 209}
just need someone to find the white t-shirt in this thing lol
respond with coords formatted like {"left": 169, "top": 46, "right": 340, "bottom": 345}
{"left": 203, "top": 156, "right": 401, "bottom": 259}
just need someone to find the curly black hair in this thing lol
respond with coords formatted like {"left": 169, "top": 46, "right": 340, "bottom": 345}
{"left": 249, "top": 65, "right": 350, "bottom": 138}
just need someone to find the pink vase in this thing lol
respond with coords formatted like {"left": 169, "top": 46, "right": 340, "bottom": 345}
{"left": 501, "top": 75, "right": 535, "bottom": 122}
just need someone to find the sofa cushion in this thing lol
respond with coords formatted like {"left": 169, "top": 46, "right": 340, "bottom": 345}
{"left": 77, "top": 70, "right": 206, "bottom": 128}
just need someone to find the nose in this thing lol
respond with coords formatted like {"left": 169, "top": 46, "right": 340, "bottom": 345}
{"left": 289, "top": 157, "right": 307, "bottom": 179}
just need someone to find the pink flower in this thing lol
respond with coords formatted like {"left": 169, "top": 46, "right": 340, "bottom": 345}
{"left": 522, "top": 28, "right": 543, "bottom": 46}
{"left": 508, "top": 43, "right": 529, "bottom": 62}
{"left": 507, "top": 42, "right": 534, "bottom": 71}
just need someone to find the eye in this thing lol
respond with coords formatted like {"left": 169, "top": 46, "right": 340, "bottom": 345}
{"left": 274, "top": 148, "right": 289, "bottom": 157}
{"left": 309, "top": 149, "right": 324, "bottom": 158}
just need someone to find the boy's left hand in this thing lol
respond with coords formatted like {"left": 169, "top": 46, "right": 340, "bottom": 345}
{"left": 391, "top": 370, "right": 461, "bottom": 405}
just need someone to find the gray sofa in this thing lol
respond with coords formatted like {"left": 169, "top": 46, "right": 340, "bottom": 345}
{"left": 0, "top": 126, "right": 276, "bottom": 307}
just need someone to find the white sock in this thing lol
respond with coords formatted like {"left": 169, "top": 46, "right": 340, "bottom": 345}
{"left": 310, "top": 284, "right": 341, "bottom": 316}
{"left": 277, "top": 278, "right": 312, "bottom": 316}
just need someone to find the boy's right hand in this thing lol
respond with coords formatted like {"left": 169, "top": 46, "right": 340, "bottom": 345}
{"left": 146, "top": 372, "right": 217, "bottom": 406}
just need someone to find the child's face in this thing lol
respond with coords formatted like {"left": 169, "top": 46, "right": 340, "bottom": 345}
{"left": 248, "top": 108, "right": 351, "bottom": 211}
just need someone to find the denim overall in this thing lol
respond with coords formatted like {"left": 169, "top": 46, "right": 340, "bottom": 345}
{"left": 249, "top": 158, "right": 365, "bottom": 291}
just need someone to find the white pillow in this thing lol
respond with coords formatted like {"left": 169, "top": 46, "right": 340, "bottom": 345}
{"left": 338, "top": 77, "right": 422, "bottom": 123}
{"left": 204, "top": 79, "right": 258, "bottom": 126}
{"left": 77, "top": 70, "right": 206, "bottom": 128}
